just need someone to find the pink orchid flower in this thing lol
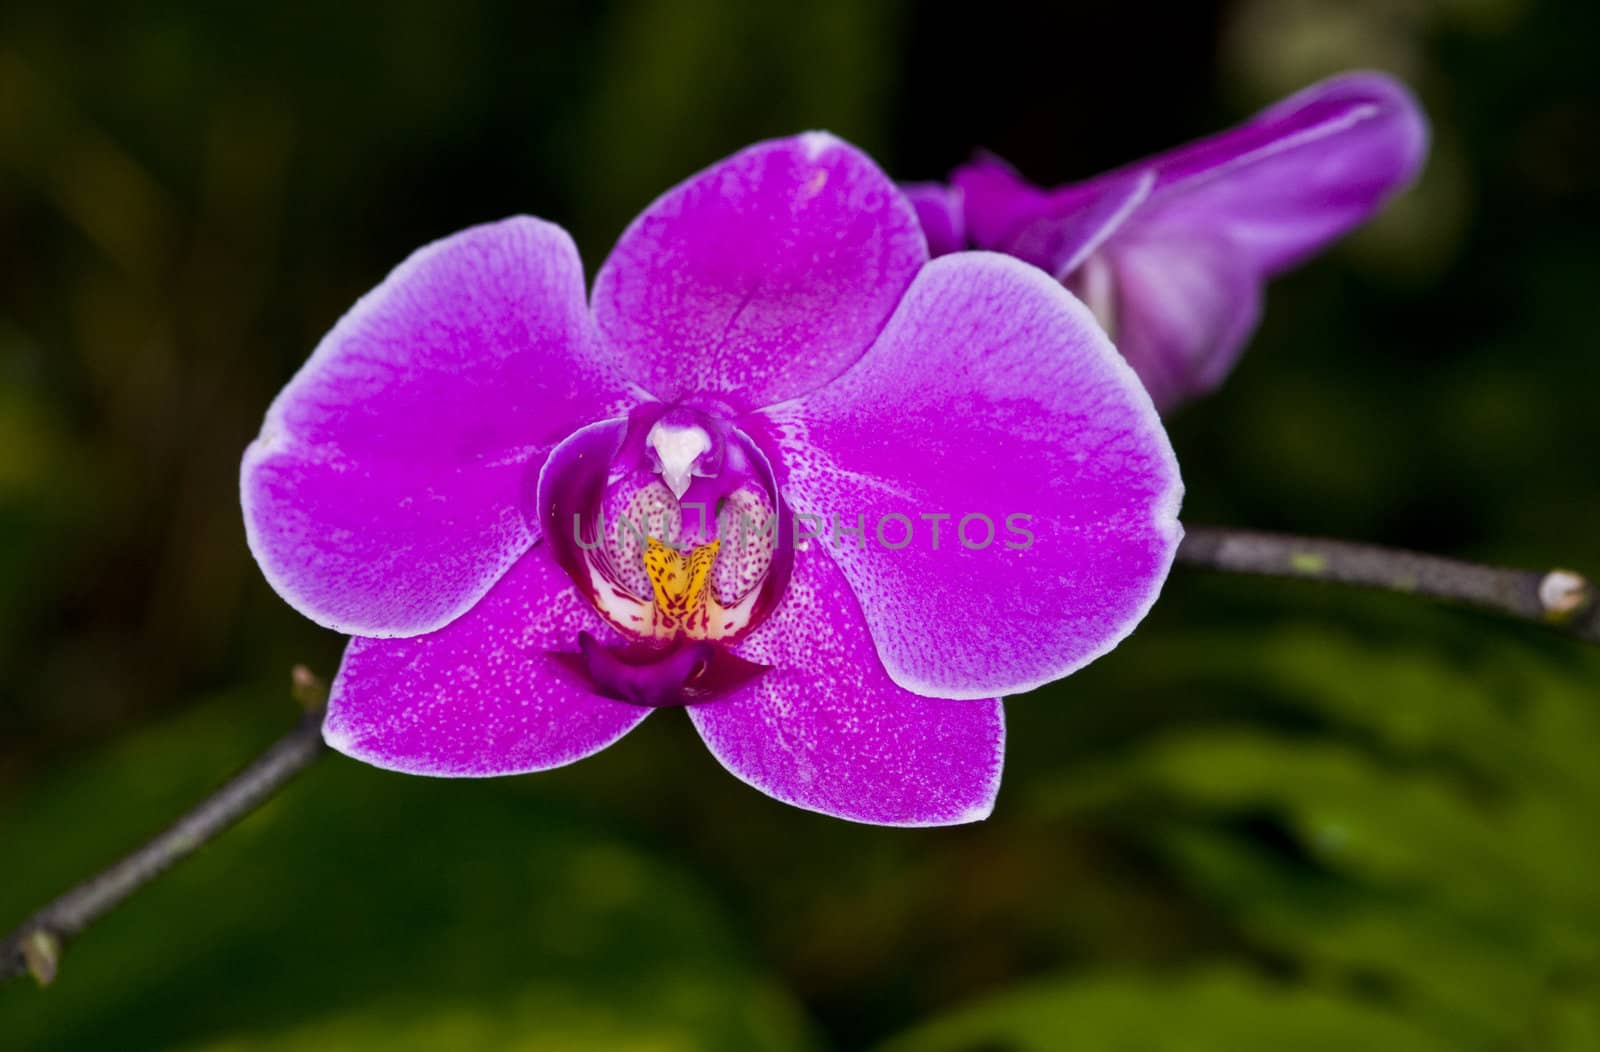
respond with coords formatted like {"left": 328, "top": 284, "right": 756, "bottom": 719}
{"left": 242, "top": 133, "right": 1182, "bottom": 826}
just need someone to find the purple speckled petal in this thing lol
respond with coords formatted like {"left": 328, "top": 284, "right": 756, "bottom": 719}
{"left": 592, "top": 133, "right": 927, "bottom": 411}
{"left": 1098, "top": 230, "right": 1263, "bottom": 410}
{"left": 1130, "top": 71, "right": 1429, "bottom": 274}
{"left": 692, "top": 546, "right": 1004, "bottom": 826}
{"left": 323, "top": 546, "right": 649, "bottom": 776}
{"left": 747, "top": 252, "right": 1182, "bottom": 699}
{"left": 242, "top": 217, "right": 633, "bottom": 638}
{"left": 901, "top": 181, "right": 968, "bottom": 256}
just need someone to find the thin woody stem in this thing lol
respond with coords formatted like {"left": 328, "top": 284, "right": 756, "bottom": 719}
{"left": 1177, "top": 526, "right": 1600, "bottom": 643}
{"left": 3, "top": 530, "right": 1597, "bottom": 990}
{"left": 0, "top": 668, "right": 329, "bottom": 986}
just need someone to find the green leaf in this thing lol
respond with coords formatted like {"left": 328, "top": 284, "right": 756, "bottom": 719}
{"left": 1024, "top": 627, "right": 1600, "bottom": 1049}
{"left": 874, "top": 968, "right": 1456, "bottom": 1052}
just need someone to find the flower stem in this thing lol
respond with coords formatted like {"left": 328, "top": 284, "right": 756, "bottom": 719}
{"left": 0, "top": 669, "right": 329, "bottom": 986}
{"left": 1177, "top": 526, "right": 1600, "bottom": 643}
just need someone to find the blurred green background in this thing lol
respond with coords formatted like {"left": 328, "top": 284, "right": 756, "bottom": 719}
{"left": 3, "top": 0, "right": 1599, "bottom": 1049}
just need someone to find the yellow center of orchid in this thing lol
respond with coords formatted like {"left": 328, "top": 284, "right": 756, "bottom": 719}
{"left": 583, "top": 488, "right": 770, "bottom": 644}
{"left": 643, "top": 536, "right": 720, "bottom": 625}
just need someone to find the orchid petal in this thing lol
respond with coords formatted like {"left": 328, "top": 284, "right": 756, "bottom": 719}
{"left": 243, "top": 218, "right": 632, "bottom": 638}
{"left": 901, "top": 181, "right": 968, "bottom": 256}
{"left": 1132, "top": 71, "right": 1429, "bottom": 273}
{"left": 323, "top": 546, "right": 649, "bottom": 776}
{"left": 952, "top": 152, "right": 1057, "bottom": 251}
{"left": 749, "top": 252, "right": 1182, "bottom": 699}
{"left": 592, "top": 133, "right": 927, "bottom": 411}
{"left": 692, "top": 547, "right": 1003, "bottom": 827}
{"left": 1099, "top": 230, "right": 1263, "bottom": 410}
{"left": 957, "top": 73, "right": 1426, "bottom": 278}
{"left": 954, "top": 155, "right": 1154, "bottom": 278}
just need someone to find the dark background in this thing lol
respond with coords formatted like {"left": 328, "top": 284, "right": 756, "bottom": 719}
{"left": 3, "top": 1, "right": 1598, "bottom": 1049}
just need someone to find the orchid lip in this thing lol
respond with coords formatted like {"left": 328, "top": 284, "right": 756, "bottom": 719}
{"left": 558, "top": 632, "right": 770, "bottom": 708}
{"left": 535, "top": 404, "right": 796, "bottom": 705}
